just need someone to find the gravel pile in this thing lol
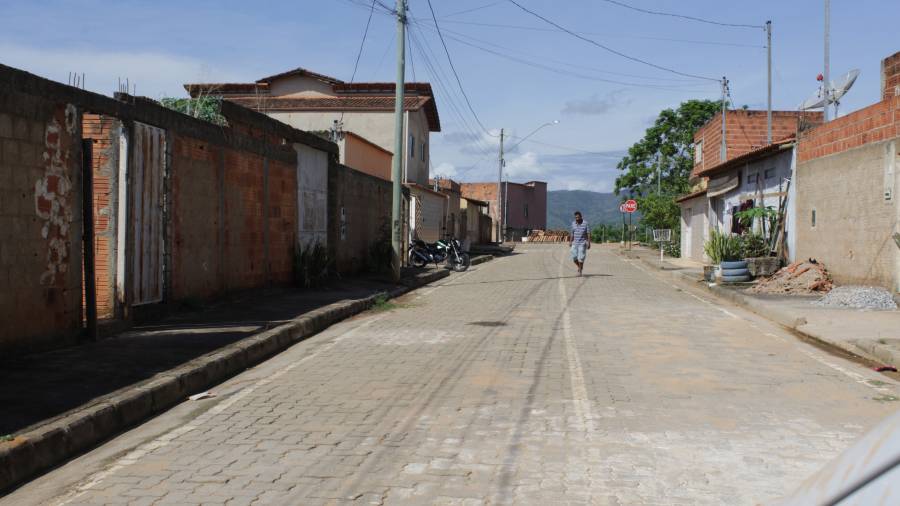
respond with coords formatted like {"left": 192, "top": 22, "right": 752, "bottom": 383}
{"left": 813, "top": 286, "right": 898, "bottom": 310}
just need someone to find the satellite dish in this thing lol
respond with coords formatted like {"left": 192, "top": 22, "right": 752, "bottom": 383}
{"left": 798, "top": 69, "right": 860, "bottom": 117}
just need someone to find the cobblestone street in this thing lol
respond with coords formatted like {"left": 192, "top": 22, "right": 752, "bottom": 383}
{"left": 7, "top": 245, "right": 899, "bottom": 506}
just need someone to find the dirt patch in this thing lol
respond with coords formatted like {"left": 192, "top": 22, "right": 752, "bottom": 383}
{"left": 747, "top": 260, "right": 833, "bottom": 295}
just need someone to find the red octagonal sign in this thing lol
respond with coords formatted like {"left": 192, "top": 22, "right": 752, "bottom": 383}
{"left": 623, "top": 199, "right": 638, "bottom": 213}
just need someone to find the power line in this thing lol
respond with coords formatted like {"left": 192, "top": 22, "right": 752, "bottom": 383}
{"left": 598, "top": 0, "right": 764, "bottom": 29}
{"left": 413, "top": 18, "right": 765, "bottom": 48}
{"left": 443, "top": 1, "right": 503, "bottom": 18}
{"left": 349, "top": 0, "right": 376, "bottom": 83}
{"left": 505, "top": 0, "right": 720, "bottom": 82}
{"left": 424, "top": 0, "right": 494, "bottom": 136}
{"left": 412, "top": 19, "right": 719, "bottom": 92}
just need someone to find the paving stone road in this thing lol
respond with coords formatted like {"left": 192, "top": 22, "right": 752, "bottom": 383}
{"left": 6, "top": 245, "right": 900, "bottom": 506}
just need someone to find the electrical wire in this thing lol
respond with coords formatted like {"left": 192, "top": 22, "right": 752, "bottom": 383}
{"left": 598, "top": 0, "right": 764, "bottom": 29}
{"left": 424, "top": 0, "right": 495, "bottom": 136}
{"left": 340, "top": 0, "right": 377, "bottom": 126}
{"left": 443, "top": 1, "right": 503, "bottom": 18}
{"left": 411, "top": 19, "right": 719, "bottom": 92}
{"left": 412, "top": 18, "right": 764, "bottom": 49}
{"left": 505, "top": 0, "right": 720, "bottom": 82}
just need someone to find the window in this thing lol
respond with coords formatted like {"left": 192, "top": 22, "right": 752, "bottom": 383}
{"left": 409, "top": 134, "right": 415, "bottom": 158}
{"left": 421, "top": 141, "right": 426, "bottom": 162}
{"left": 694, "top": 141, "right": 703, "bottom": 163}
{"left": 811, "top": 209, "right": 817, "bottom": 228}
{"left": 764, "top": 168, "right": 775, "bottom": 180}
{"left": 746, "top": 172, "right": 758, "bottom": 185}
{"left": 524, "top": 204, "right": 529, "bottom": 218}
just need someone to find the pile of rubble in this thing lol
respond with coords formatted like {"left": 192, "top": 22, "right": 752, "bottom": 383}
{"left": 747, "top": 260, "right": 833, "bottom": 295}
{"left": 813, "top": 286, "right": 898, "bottom": 310}
{"left": 527, "top": 230, "right": 571, "bottom": 243}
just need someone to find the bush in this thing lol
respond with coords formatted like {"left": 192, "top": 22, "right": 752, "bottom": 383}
{"left": 160, "top": 96, "right": 228, "bottom": 126}
{"left": 740, "top": 232, "right": 769, "bottom": 258}
{"left": 365, "top": 223, "right": 394, "bottom": 274}
{"left": 293, "top": 241, "right": 332, "bottom": 288}
{"left": 703, "top": 230, "right": 741, "bottom": 264}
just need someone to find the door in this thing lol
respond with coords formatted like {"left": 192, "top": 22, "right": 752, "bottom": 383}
{"left": 130, "top": 122, "right": 166, "bottom": 305}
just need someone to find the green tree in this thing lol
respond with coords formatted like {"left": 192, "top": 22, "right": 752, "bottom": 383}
{"left": 591, "top": 223, "right": 623, "bottom": 243}
{"left": 160, "top": 96, "right": 228, "bottom": 126}
{"left": 614, "top": 99, "right": 721, "bottom": 197}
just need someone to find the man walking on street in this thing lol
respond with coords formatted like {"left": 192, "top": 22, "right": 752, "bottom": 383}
{"left": 569, "top": 211, "right": 590, "bottom": 276}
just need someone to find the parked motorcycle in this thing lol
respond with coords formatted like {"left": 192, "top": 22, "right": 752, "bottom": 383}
{"left": 440, "top": 237, "right": 470, "bottom": 272}
{"left": 408, "top": 237, "right": 470, "bottom": 272}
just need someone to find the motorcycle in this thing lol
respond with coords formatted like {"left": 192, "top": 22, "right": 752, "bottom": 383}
{"left": 409, "top": 237, "right": 470, "bottom": 272}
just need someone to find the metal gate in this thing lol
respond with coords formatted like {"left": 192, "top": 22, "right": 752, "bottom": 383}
{"left": 131, "top": 122, "right": 165, "bottom": 305}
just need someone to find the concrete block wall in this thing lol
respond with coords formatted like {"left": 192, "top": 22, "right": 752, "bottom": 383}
{"left": 328, "top": 163, "right": 392, "bottom": 275}
{"left": 0, "top": 92, "right": 83, "bottom": 355}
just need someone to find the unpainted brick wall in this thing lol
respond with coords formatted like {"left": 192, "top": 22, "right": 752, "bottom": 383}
{"left": 169, "top": 136, "right": 297, "bottom": 300}
{"left": 692, "top": 111, "right": 822, "bottom": 176}
{"left": 81, "top": 114, "right": 120, "bottom": 319}
{"left": 797, "top": 97, "right": 899, "bottom": 162}
{"left": 882, "top": 51, "right": 900, "bottom": 102}
{"left": 0, "top": 98, "right": 83, "bottom": 354}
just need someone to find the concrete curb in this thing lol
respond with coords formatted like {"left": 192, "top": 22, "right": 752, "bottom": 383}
{"left": 0, "top": 270, "right": 449, "bottom": 493}
{"left": 624, "top": 251, "right": 898, "bottom": 368}
{"left": 470, "top": 254, "right": 493, "bottom": 266}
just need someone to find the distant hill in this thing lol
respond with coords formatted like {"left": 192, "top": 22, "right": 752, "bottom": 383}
{"left": 547, "top": 190, "right": 628, "bottom": 229}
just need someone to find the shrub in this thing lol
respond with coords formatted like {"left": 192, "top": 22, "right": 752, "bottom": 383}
{"left": 293, "top": 241, "right": 332, "bottom": 288}
{"left": 741, "top": 232, "right": 769, "bottom": 258}
{"left": 160, "top": 96, "right": 228, "bottom": 126}
{"left": 703, "top": 230, "right": 741, "bottom": 264}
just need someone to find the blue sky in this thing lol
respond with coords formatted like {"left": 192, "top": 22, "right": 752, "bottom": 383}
{"left": 2, "top": 0, "right": 897, "bottom": 192}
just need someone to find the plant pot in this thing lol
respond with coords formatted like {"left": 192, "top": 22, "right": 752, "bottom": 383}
{"left": 746, "top": 257, "right": 780, "bottom": 277}
{"left": 718, "top": 260, "right": 749, "bottom": 283}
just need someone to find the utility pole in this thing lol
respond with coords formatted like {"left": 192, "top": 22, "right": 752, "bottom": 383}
{"left": 766, "top": 20, "right": 772, "bottom": 143}
{"left": 496, "top": 128, "right": 504, "bottom": 243}
{"left": 390, "top": 0, "right": 407, "bottom": 282}
{"left": 720, "top": 76, "right": 728, "bottom": 163}
{"left": 503, "top": 172, "right": 509, "bottom": 240}
{"left": 823, "top": 0, "right": 831, "bottom": 122}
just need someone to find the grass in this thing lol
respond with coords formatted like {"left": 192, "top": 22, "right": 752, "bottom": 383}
{"left": 872, "top": 394, "right": 899, "bottom": 403}
{"left": 868, "top": 379, "right": 890, "bottom": 387}
{"left": 1, "top": 434, "right": 14, "bottom": 442}
{"left": 371, "top": 294, "right": 401, "bottom": 312}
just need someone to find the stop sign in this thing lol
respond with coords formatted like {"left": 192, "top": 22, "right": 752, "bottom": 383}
{"left": 623, "top": 199, "right": 638, "bottom": 213}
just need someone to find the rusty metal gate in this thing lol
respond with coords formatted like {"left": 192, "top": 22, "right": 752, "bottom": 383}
{"left": 131, "top": 122, "right": 165, "bottom": 305}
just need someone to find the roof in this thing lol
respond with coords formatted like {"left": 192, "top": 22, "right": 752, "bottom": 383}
{"left": 675, "top": 188, "right": 708, "bottom": 204}
{"left": 695, "top": 135, "right": 796, "bottom": 178}
{"left": 226, "top": 96, "right": 441, "bottom": 132}
{"left": 405, "top": 183, "right": 449, "bottom": 198}
{"left": 255, "top": 67, "right": 344, "bottom": 85}
{"left": 462, "top": 197, "right": 489, "bottom": 207}
{"left": 183, "top": 83, "right": 269, "bottom": 96}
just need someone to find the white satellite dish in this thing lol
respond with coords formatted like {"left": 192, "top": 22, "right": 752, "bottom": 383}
{"left": 799, "top": 69, "right": 860, "bottom": 117}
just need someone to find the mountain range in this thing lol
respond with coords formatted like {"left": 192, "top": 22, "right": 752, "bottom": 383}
{"left": 546, "top": 190, "right": 628, "bottom": 230}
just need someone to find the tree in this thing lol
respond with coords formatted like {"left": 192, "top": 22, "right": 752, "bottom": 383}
{"left": 160, "top": 96, "right": 228, "bottom": 126}
{"left": 614, "top": 99, "right": 721, "bottom": 197}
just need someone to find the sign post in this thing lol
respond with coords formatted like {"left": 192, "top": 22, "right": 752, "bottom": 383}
{"left": 622, "top": 200, "right": 638, "bottom": 249}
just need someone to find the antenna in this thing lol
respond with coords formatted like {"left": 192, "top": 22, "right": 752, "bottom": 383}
{"left": 799, "top": 69, "right": 859, "bottom": 118}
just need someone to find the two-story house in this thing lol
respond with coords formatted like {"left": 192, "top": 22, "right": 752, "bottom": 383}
{"left": 185, "top": 67, "right": 440, "bottom": 186}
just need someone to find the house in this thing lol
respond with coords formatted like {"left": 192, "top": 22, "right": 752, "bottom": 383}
{"left": 432, "top": 178, "right": 462, "bottom": 239}
{"left": 678, "top": 109, "right": 822, "bottom": 263}
{"left": 184, "top": 67, "right": 440, "bottom": 186}
{"left": 460, "top": 197, "right": 492, "bottom": 245}
{"left": 407, "top": 184, "right": 448, "bottom": 243}
{"left": 336, "top": 131, "right": 392, "bottom": 182}
{"left": 459, "top": 181, "right": 548, "bottom": 242}
{"left": 793, "top": 51, "right": 900, "bottom": 290}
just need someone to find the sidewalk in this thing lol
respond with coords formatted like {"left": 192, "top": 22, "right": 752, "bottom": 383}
{"left": 622, "top": 246, "right": 900, "bottom": 370}
{"left": 0, "top": 261, "right": 482, "bottom": 492}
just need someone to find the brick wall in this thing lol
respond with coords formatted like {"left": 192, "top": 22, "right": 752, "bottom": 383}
{"left": 1, "top": 93, "right": 83, "bottom": 355}
{"left": 797, "top": 97, "right": 899, "bottom": 162}
{"left": 460, "top": 183, "right": 500, "bottom": 240}
{"left": 328, "top": 163, "right": 392, "bottom": 275}
{"left": 882, "top": 51, "right": 900, "bottom": 102}
{"left": 82, "top": 114, "right": 120, "bottom": 318}
{"left": 692, "top": 110, "right": 822, "bottom": 176}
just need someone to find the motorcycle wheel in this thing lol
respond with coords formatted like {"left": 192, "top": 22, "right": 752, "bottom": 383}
{"left": 453, "top": 253, "right": 471, "bottom": 272}
{"left": 409, "top": 250, "right": 427, "bottom": 268}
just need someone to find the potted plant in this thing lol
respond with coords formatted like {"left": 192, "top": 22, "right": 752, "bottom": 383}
{"left": 703, "top": 230, "right": 746, "bottom": 282}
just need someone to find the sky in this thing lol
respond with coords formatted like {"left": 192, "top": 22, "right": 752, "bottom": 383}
{"left": 2, "top": 0, "right": 898, "bottom": 192}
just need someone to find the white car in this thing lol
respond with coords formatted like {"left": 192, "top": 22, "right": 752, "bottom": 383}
{"left": 773, "top": 408, "right": 900, "bottom": 505}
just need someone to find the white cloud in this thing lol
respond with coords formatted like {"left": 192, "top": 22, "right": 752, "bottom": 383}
{"left": 0, "top": 43, "right": 247, "bottom": 99}
{"left": 433, "top": 162, "right": 457, "bottom": 178}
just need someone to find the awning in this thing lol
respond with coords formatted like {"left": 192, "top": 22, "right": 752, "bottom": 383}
{"left": 707, "top": 172, "right": 739, "bottom": 197}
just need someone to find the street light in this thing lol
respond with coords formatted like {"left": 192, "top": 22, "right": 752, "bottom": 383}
{"left": 500, "top": 120, "right": 559, "bottom": 241}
